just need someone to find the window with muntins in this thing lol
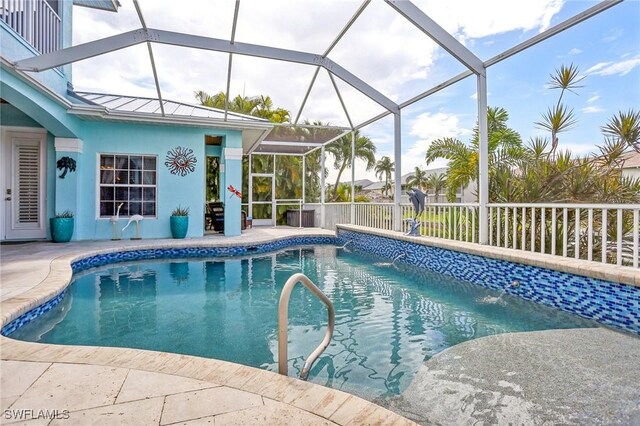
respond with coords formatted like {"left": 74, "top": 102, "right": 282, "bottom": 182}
{"left": 99, "top": 154, "right": 157, "bottom": 218}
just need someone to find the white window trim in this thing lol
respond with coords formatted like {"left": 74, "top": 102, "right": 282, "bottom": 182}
{"left": 95, "top": 152, "right": 158, "bottom": 220}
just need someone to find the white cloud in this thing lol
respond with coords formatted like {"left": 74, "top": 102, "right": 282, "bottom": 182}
{"left": 568, "top": 48, "right": 583, "bottom": 55}
{"left": 413, "top": 0, "right": 564, "bottom": 38}
{"left": 602, "top": 28, "right": 623, "bottom": 43}
{"left": 587, "top": 95, "right": 600, "bottom": 103}
{"left": 585, "top": 56, "right": 640, "bottom": 76}
{"left": 580, "top": 106, "right": 604, "bottom": 114}
{"left": 403, "top": 112, "right": 471, "bottom": 172}
{"left": 470, "top": 92, "right": 491, "bottom": 100}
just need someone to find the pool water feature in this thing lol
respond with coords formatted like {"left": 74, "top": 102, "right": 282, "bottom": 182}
{"left": 9, "top": 246, "right": 598, "bottom": 403}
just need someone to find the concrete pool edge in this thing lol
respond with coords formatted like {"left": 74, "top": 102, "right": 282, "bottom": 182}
{"left": 336, "top": 224, "right": 639, "bottom": 287}
{"left": 0, "top": 229, "right": 416, "bottom": 425}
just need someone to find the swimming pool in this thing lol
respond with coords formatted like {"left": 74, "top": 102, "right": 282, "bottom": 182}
{"left": 9, "top": 245, "right": 597, "bottom": 402}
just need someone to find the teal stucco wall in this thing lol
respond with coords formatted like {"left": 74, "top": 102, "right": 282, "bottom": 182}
{"left": 72, "top": 120, "right": 243, "bottom": 240}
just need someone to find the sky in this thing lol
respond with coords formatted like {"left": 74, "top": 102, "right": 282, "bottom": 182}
{"left": 71, "top": 0, "right": 640, "bottom": 183}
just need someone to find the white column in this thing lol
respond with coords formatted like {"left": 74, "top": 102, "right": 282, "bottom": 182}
{"left": 272, "top": 154, "right": 276, "bottom": 227}
{"left": 350, "top": 131, "right": 355, "bottom": 224}
{"left": 302, "top": 155, "right": 306, "bottom": 205}
{"left": 320, "top": 145, "right": 326, "bottom": 228}
{"left": 393, "top": 112, "right": 402, "bottom": 231}
{"left": 248, "top": 154, "right": 253, "bottom": 219}
{"left": 477, "top": 72, "right": 489, "bottom": 244}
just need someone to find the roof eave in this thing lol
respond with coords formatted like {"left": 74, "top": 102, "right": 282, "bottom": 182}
{"left": 72, "top": 0, "right": 120, "bottom": 13}
{"left": 68, "top": 105, "right": 274, "bottom": 132}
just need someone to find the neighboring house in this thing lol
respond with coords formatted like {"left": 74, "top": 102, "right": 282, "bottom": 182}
{"left": 361, "top": 168, "right": 476, "bottom": 203}
{"left": 0, "top": 1, "right": 272, "bottom": 241}
{"left": 349, "top": 179, "right": 374, "bottom": 191}
{"left": 621, "top": 151, "right": 640, "bottom": 180}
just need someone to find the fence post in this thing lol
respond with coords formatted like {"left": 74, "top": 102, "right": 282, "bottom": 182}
{"left": 320, "top": 146, "right": 326, "bottom": 229}
{"left": 477, "top": 72, "right": 489, "bottom": 244}
{"left": 350, "top": 131, "right": 355, "bottom": 225}
{"left": 393, "top": 112, "right": 402, "bottom": 231}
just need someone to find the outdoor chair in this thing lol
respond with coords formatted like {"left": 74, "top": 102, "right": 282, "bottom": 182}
{"left": 205, "top": 202, "right": 248, "bottom": 232}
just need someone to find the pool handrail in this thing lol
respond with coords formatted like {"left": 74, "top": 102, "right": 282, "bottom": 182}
{"left": 278, "top": 273, "right": 335, "bottom": 380}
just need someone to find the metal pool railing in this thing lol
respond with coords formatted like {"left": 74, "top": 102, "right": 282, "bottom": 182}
{"left": 278, "top": 273, "right": 335, "bottom": 380}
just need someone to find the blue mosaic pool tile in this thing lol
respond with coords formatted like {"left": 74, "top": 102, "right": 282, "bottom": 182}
{"left": 71, "top": 236, "right": 338, "bottom": 273}
{"left": 338, "top": 229, "right": 640, "bottom": 335}
{"left": 1, "top": 290, "right": 66, "bottom": 336}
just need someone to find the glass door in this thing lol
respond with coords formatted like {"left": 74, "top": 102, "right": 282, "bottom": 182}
{"left": 251, "top": 174, "right": 274, "bottom": 226}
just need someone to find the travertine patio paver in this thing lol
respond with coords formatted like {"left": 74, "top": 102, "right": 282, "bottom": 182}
{"left": 8, "top": 363, "right": 129, "bottom": 414}
{"left": 115, "top": 369, "right": 218, "bottom": 404}
{"left": 49, "top": 397, "right": 164, "bottom": 426}
{"left": 160, "top": 386, "right": 264, "bottom": 425}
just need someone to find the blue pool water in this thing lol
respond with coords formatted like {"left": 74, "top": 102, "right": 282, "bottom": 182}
{"left": 11, "top": 246, "right": 598, "bottom": 401}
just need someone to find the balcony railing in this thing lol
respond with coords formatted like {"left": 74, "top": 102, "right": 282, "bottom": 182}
{"left": 2, "top": 0, "right": 61, "bottom": 54}
{"left": 304, "top": 201, "right": 639, "bottom": 268}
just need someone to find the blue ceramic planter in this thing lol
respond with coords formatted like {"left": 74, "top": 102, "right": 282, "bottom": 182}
{"left": 50, "top": 218, "right": 74, "bottom": 243}
{"left": 170, "top": 216, "right": 189, "bottom": 239}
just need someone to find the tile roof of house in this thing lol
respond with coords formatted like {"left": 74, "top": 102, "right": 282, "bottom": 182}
{"left": 622, "top": 151, "right": 640, "bottom": 168}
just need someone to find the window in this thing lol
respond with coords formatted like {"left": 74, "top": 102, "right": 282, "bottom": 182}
{"left": 99, "top": 154, "right": 157, "bottom": 218}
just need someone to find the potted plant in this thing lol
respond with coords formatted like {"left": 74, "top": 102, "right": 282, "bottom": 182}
{"left": 170, "top": 205, "right": 190, "bottom": 239}
{"left": 50, "top": 210, "right": 74, "bottom": 243}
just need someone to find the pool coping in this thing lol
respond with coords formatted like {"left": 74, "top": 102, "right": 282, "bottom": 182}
{"left": 0, "top": 230, "right": 415, "bottom": 425}
{"left": 337, "top": 224, "right": 640, "bottom": 287}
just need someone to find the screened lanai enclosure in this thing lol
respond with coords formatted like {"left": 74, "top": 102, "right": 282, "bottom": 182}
{"left": 8, "top": 0, "right": 638, "bottom": 267}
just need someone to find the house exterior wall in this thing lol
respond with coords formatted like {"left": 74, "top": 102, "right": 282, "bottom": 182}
{"left": 71, "top": 121, "right": 243, "bottom": 240}
{"left": 1, "top": 67, "right": 245, "bottom": 240}
{"left": 1, "top": 4, "right": 249, "bottom": 241}
{"left": 622, "top": 168, "right": 640, "bottom": 180}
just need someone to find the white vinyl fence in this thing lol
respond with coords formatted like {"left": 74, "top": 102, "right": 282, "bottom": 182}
{"left": 303, "top": 201, "right": 638, "bottom": 268}
{"left": 488, "top": 203, "right": 639, "bottom": 267}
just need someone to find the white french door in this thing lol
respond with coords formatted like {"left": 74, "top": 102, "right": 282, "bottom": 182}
{"left": 1, "top": 129, "right": 47, "bottom": 240}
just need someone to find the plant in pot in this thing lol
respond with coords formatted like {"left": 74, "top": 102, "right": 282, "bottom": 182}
{"left": 50, "top": 210, "right": 74, "bottom": 243}
{"left": 170, "top": 205, "right": 190, "bottom": 239}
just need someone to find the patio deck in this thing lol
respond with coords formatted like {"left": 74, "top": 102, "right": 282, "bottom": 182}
{"left": 1, "top": 227, "right": 639, "bottom": 425}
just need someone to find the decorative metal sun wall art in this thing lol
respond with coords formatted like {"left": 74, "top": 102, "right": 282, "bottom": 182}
{"left": 165, "top": 146, "right": 197, "bottom": 176}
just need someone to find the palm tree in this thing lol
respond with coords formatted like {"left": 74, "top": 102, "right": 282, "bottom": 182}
{"left": 382, "top": 181, "right": 393, "bottom": 197}
{"left": 601, "top": 109, "right": 640, "bottom": 152}
{"left": 327, "top": 131, "right": 376, "bottom": 201}
{"left": 194, "top": 90, "right": 227, "bottom": 109}
{"left": 426, "top": 173, "right": 446, "bottom": 202}
{"left": 406, "top": 166, "right": 429, "bottom": 190}
{"left": 374, "top": 156, "right": 394, "bottom": 196}
{"left": 194, "top": 90, "right": 290, "bottom": 123}
{"left": 534, "top": 64, "right": 583, "bottom": 155}
{"left": 425, "top": 106, "right": 523, "bottom": 202}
